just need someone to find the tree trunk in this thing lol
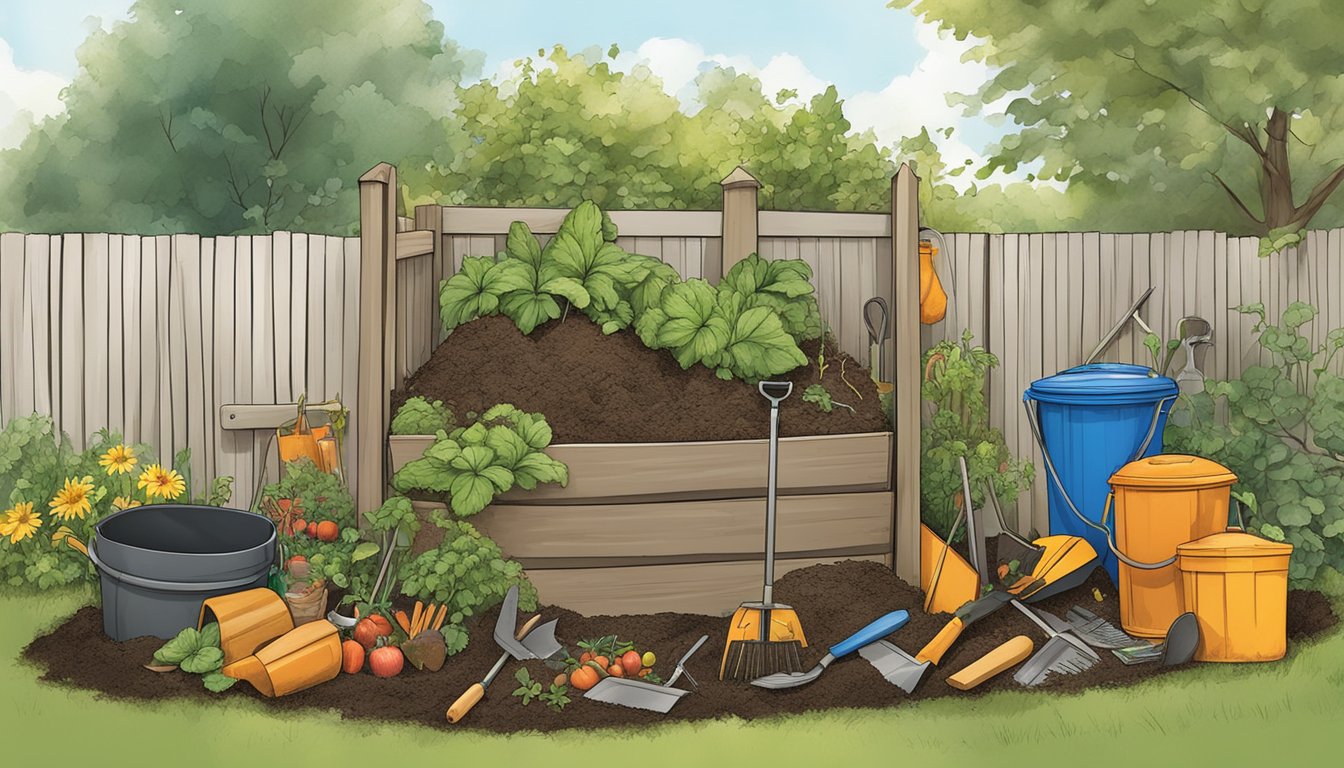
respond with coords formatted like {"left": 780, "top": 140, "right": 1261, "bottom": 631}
{"left": 1259, "top": 109, "right": 1296, "bottom": 233}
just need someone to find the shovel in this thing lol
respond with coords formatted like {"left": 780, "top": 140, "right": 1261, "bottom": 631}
{"left": 446, "top": 585, "right": 561, "bottom": 723}
{"left": 585, "top": 634, "right": 710, "bottom": 713}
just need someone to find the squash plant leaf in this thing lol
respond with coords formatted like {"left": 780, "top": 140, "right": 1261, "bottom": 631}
{"left": 439, "top": 257, "right": 529, "bottom": 334}
{"left": 645, "top": 280, "right": 730, "bottom": 369}
{"left": 718, "top": 303, "right": 809, "bottom": 382}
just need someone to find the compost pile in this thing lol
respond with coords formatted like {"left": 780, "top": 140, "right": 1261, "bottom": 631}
{"left": 24, "top": 560, "right": 1337, "bottom": 734}
{"left": 392, "top": 315, "right": 889, "bottom": 443}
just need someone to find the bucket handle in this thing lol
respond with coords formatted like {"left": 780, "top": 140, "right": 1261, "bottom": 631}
{"left": 88, "top": 540, "right": 271, "bottom": 593}
{"left": 1023, "top": 395, "right": 1178, "bottom": 570}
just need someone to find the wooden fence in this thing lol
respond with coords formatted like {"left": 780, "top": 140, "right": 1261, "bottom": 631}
{"left": 920, "top": 228, "right": 1344, "bottom": 537}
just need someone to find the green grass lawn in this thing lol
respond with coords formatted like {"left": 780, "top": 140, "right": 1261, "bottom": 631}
{"left": 5, "top": 583, "right": 1341, "bottom": 768}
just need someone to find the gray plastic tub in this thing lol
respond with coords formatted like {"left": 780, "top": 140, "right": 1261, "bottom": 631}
{"left": 89, "top": 504, "right": 276, "bottom": 640}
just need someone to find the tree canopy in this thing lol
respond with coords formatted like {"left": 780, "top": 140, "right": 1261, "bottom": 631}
{"left": 890, "top": 0, "right": 1344, "bottom": 240}
{"left": 0, "top": 0, "right": 481, "bottom": 234}
{"left": 408, "top": 45, "right": 898, "bottom": 213}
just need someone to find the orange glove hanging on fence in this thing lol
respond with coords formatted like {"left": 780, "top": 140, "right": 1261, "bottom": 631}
{"left": 277, "top": 394, "right": 341, "bottom": 474}
{"left": 919, "top": 240, "right": 948, "bottom": 324}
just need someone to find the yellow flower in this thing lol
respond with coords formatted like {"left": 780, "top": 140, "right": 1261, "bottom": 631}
{"left": 138, "top": 464, "right": 185, "bottom": 500}
{"left": 49, "top": 477, "right": 95, "bottom": 521}
{"left": 99, "top": 444, "right": 138, "bottom": 476}
{"left": 1, "top": 502, "right": 42, "bottom": 544}
{"left": 112, "top": 495, "right": 142, "bottom": 511}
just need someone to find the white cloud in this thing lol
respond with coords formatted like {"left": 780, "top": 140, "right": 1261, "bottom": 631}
{"left": 0, "top": 38, "right": 68, "bottom": 149}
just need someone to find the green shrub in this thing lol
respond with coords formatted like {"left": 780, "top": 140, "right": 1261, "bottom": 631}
{"left": 919, "top": 331, "right": 1034, "bottom": 537}
{"left": 260, "top": 458, "right": 359, "bottom": 588}
{"left": 390, "top": 397, "right": 456, "bottom": 436}
{"left": 1165, "top": 301, "right": 1344, "bottom": 585}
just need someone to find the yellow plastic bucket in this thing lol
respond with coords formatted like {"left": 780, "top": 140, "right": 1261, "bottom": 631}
{"left": 1107, "top": 455, "right": 1236, "bottom": 638}
{"left": 1178, "top": 529, "right": 1292, "bottom": 662}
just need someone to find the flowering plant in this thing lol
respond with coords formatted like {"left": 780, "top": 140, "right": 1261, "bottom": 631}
{"left": 0, "top": 413, "right": 232, "bottom": 589}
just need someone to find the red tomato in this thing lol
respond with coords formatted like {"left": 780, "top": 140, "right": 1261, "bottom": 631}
{"left": 354, "top": 616, "right": 393, "bottom": 650}
{"left": 621, "top": 650, "right": 642, "bottom": 676}
{"left": 306, "top": 521, "right": 319, "bottom": 538}
{"left": 316, "top": 521, "right": 339, "bottom": 543}
{"left": 607, "top": 663, "right": 624, "bottom": 678}
{"left": 593, "top": 655, "right": 610, "bottom": 670}
{"left": 341, "top": 639, "right": 365, "bottom": 674}
{"left": 369, "top": 645, "right": 404, "bottom": 678}
{"left": 569, "top": 665, "right": 599, "bottom": 691}
{"left": 578, "top": 651, "right": 593, "bottom": 665}
{"left": 290, "top": 518, "right": 307, "bottom": 536}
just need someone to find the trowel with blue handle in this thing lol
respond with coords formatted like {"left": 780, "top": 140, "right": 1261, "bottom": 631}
{"left": 750, "top": 609, "right": 910, "bottom": 689}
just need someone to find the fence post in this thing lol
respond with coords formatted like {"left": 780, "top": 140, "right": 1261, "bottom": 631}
{"left": 890, "top": 164, "right": 921, "bottom": 586}
{"left": 413, "top": 203, "right": 446, "bottom": 346}
{"left": 356, "top": 162, "right": 398, "bottom": 522}
{"left": 718, "top": 165, "right": 760, "bottom": 281}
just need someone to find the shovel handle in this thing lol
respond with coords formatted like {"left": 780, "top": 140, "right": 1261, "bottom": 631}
{"left": 916, "top": 616, "right": 966, "bottom": 665}
{"left": 447, "top": 683, "right": 485, "bottom": 723}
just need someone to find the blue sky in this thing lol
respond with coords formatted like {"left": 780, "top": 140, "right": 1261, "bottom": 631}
{"left": 0, "top": 0, "right": 1004, "bottom": 178}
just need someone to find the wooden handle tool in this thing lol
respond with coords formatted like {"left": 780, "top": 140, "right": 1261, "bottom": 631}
{"left": 947, "top": 635, "right": 1034, "bottom": 691}
{"left": 446, "top": 614, "right": 543, "bottom": 723}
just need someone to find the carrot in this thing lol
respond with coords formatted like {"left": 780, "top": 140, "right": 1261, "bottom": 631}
{"left": 394, "top": 610, "right": 413, "bottom": 635}
{"left": 432, "top": 604, "right": 448, "bottom": 632}
{"left": 411, "top": 601, "right": 424, "bottom": 635}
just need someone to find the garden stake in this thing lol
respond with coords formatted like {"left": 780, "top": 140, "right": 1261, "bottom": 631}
{"left": 720, "top": 381, "right": 808, "bottom": 681}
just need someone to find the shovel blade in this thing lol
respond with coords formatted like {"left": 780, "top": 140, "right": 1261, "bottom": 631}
{"left": 519, "top": 618, "right": 562, "bottom": 660}
{"left": 584, "top": 677, "right": 691, "bottom": 714}
{"left": 858, "top": 639, "right": 930, "bottom": 693}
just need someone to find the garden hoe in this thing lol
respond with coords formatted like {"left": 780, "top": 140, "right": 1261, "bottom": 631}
{"left": 585, "top": 634, "right": 710, "bottom": 713}
{"left": 720, "top": 381, "right": 809, "bottom": 681}
{"left": 446, "top": 585, "right": 561, "bottom": 723}
{"left": 858, "top": 534, "right": 1100, "bottom": 693}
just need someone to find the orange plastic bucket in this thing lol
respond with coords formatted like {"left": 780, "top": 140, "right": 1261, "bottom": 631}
{"left": 199, "top": 588, "right": 294, "bottom": 666}
{"left": 1178, "top": 529, "right": 1292, "bottom": 662}
{"left": 1107, "top": 455, "right": 1235, "bottom": 637}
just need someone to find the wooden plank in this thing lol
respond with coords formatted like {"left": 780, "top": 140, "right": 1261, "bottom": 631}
{"left": 390, "top": 431, "right": 893, "bottom": 503}
{"left": 1025, "top": 233, "right": 1047, "bottom": 535}
{"left": 395, "top": 230, "right": 434, "bottom": 260}
{"left": 759, "top": 210, "right": 890, "bottom": 238}
{"left": 439, "top": 206, "right": 722, "bottom": 237}
{"left": 987, "top": 234, "right": 1006, "bottom": 440}
{"left": 839, "top": 239, "right": 863, "bottom": 362}
{"left": 22, "top": 234, "right": 51, "bottom": 416}
{"left": 220, "top": 401, "right": 347, "bottom": 430}
{"left": 198, "top": 238, "right": 216, "bottom": 481}
{"left": 1330, "top": 229, "right": 1343, "bottom": 373}
{"left": 525, "top": 555, "right": 886, "bottom": 617}
{"left": 306, "top": 235, "right": 327, "bottom": 399}
{"left": 106, "top": 236, "right": 125, "bottom": 432}
{"left": 323, "top": 237, "right": 347, "bottom": 401}
{"left": 59, "top": 234, "right": 86, "bottom": 446}
{"left": 290, "top": 233, "right": 309, "bottom": 397}
{"left": 251, "top": 235, "right": 276, "bottom": 408}
{"left": 270, "top": 232, "right": 294, "bottom": 402}
{"left": 967, "top": 233, "right": 990, "bottom": 346}
{"left": 1131, "top": 233, "right": 1152, "bottom": 364}
{"left": 342, "top": 237, "right": 361, "bottom": 478}
{"left": 1001, "top": 234, "right": 1023, "bottom": 531}
{"left": 1212, "top": 232, "right": 1228, "bottom": 380}
{"left": 231, "top": 237, "right": 257, "bottom": 499}
{"left": 818, "top": 238, "right": 842, "bottom": 342}
{"left": 138, "top": 236, "right": 158, "bottom": 445}
{"left": 1097, "top": 233, "right": 1116, "bottom": 362}
{"left": 48, "top": 235, "right": 63, "bottom": 427}
{"left": 1112, "top": 234, "right": 1135, "bottom": 364}
{"left": 213, "top": 237, "right": 238, "bottom": 499}
{"left": 0, "top": 233, "right": 24, "bottom": 421}
{"left": 891, "top": 165, "right": 921, "bottom": 585}
{"left": 1080, "top": 232, "right": 1100, "bottom": 367}
{"left": 1148, "top": 233, "right": 1168, "bottom": 365}
{"left": 463, "top": 491, "right": 893, "bottom": 560}
{"left": 168, "top": 234, "right": 198, "bottom": 473}
{"left": 683, "top": 237, "right": 703, "bottom": 280}
{"left": 82, "top": 234, "right": 111, "bottom": 438}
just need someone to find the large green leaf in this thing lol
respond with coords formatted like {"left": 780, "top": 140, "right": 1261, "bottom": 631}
{"left": 439, "top": 257, "right": 529, "bottom": 333}
{"left": 153, "top": 627, "right": 203, "bottom": 665}
{"left": 651, "top": 280, "right": 729, "bottom": 369}
{"left": 180, "top": 646, "right": 224, "bottom": 675}
{"left": 512, "top": 452, "right": 569, "bottom": 491}
{"left": 717, "top": 304, "right": 809, "bottom": 382}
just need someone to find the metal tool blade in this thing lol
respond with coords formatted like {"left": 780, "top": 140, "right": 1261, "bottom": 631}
{"left": 491, "top": 585, "right": 538, "bottom": 660}
{"left": 664, "top": 634, "right": 708, "bottom": 689}
{"left": 858, "top": 639, "right": 929, "bottom": 694}
{"left": 519, "top": 618, "right": 562, "bottom": 660}
{"left": 584, "top": 677, "right": 692, "bottom": 713}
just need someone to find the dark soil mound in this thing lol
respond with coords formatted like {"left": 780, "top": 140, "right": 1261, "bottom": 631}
{"left": 392, "top": 315, "right": 889, "bottom": 443}
{"left": 23, "top": 561, "right": 1336, "bottom": 734}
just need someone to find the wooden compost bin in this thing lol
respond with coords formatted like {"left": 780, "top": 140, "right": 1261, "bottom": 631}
{"left": 388, "top": 431, "right": 894, "bottom": 616}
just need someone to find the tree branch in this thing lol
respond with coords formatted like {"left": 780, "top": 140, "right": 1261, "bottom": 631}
{"left": 158, "top": 111, "right": 178, "bottom": 153}
{"left": 1289, "top": 162, "right": 1344, "bottom": 229}
{"left": 1210, "top": 171, "right": 1263, "bottom": 226}
{"left": 1113, "top": 50, "right": 1262, "bottom": 155}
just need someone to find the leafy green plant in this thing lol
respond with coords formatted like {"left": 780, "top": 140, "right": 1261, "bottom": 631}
{"left": 541, "top": 201, "right": 643, "bottom": 333}
{"left": 341, "top": 495, "right": 422, "bottom": 613}
{"left": 391, "top": 405, "right": 568, "bottom": 516}
{"left": 512, "top": 667, "right": 543, "bottom": 705}
{"left": 152, "top": 622, "right": 236, "bottom": 693}
{"left": 494, "top": 220, "right": 592, "bottom": 334}
{"left": 390, "top": 397, "right": 456, "bottom": 436}
{"left": 260, "top": 459, "right": 359, "bottom": 588}
{"left": 539, "top": 683, "right": 571, "bottom": 711}
{"left": 397, "top": 509, "right": 537, "bottom": 656}
{"left": 438, "top": 256, "right": 530, "bottom": 334}
{"left": 920, "top": 331, "right": 1034, "bottom": 537}
{"left": 1165, "top": 301, "right": 1344, "bottom": 584}
{"left": 803, "top": 384, "right": 854, "bottom": 414}
{"left": 718, "top": 253, "right": 824, "bottom": 343}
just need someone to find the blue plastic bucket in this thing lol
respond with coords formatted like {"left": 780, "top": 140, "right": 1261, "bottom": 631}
{"left": 1023, "top": 364, "right": 1178, "bottom": 584}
